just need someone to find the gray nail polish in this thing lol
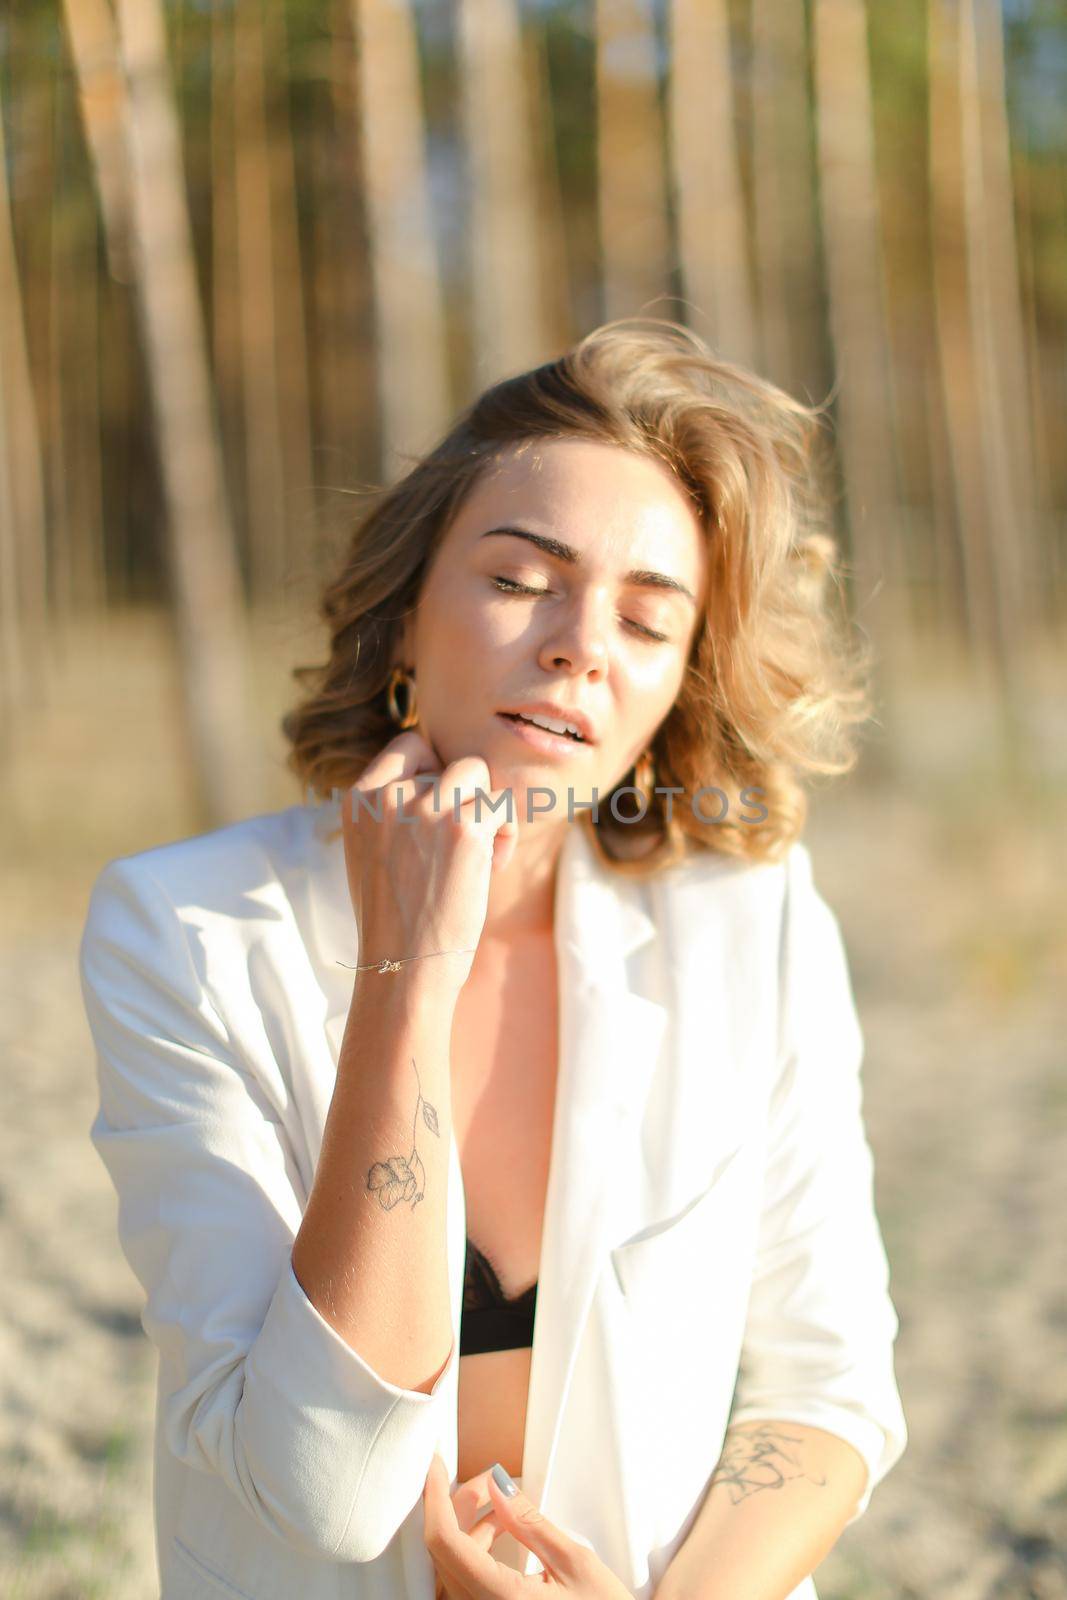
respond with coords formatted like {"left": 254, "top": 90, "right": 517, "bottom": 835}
{"left": 491, "top": 1462, "right": 518, "bottom": 1497}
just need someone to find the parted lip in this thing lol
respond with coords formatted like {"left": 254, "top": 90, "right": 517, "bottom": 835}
{"left": 497, "top": 702, "right": 597, "bottom": 745}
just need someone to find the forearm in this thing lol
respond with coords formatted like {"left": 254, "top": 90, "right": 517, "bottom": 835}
{"left": 653, "top": 1420, "right": 869, "bottom": 1600}
{"left": 291, "top": 967, "right": 459, "bottom": 1394}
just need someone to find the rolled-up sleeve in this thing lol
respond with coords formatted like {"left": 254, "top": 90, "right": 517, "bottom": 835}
{"left": 727, "top": 842, "right": 908, "bottom": 1524}
{"left": 80, "top": 856, "right": 458, "bottom": 1564}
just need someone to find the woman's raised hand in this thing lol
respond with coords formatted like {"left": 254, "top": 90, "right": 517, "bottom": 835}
{"left": 423, "top": 1455, "right": 635, "bottom": 1599}
{"left": 341, "top": 730, "right": 519, "bottom": 995}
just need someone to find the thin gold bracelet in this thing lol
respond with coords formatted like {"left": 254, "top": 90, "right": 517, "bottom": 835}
{"left": 336, "top": 947, "right": 477, "bottom": 976}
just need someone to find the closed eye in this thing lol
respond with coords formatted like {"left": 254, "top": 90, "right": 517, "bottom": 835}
{"left": 490, "top": 576, "right": 670, "bottom": 643}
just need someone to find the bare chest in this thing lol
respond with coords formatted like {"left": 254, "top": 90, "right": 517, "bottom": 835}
{"left": 449, "top": 939, "right": 559, "bottom": 1482}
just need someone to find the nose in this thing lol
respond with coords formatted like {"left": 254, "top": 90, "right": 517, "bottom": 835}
{"left": 537, "top": 589, "right": 610, "bottom": 676}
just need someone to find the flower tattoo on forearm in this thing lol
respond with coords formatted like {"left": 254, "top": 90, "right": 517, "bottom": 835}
{"left": 366, "top": 1057, "right": 440, "bottom": 1210}
{"left": 708, "top": 1422, "right": 829, "bottom": 1503}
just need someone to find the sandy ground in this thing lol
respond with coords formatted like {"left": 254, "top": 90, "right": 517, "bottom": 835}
{"left": 1, "top": 611, "right": 1065, "bottom": 1599}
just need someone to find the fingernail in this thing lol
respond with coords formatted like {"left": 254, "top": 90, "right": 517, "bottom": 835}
{"left": 490, "top": 1462, "right": 518, "bottom": 1497}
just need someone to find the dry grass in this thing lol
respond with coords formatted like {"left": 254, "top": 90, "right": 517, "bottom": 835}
{"left": 1, "top": 609, "right": 1064, "bottom": 1598}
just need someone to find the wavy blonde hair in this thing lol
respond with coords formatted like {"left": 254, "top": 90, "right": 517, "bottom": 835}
{"left": 282, "top": 317, "right": 875, "bottom": 876}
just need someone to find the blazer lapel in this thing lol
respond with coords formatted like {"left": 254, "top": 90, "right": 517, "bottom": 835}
{"left": 518, "top": 822, "right": 668, "bottom": 1536}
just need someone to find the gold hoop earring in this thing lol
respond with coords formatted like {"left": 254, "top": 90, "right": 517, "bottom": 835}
{"left": 386, "top": 665, "right": 419, "bottom": 730}
{"left": 633, "top": 749, "right": 656, "bottom": 806}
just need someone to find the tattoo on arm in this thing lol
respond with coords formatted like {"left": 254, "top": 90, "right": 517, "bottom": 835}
{"left": 366, "top": 1057, "right": 440, "bottom": 1211}
{"left": 708, "top": 1422, "right": 829, "bottom": 1503}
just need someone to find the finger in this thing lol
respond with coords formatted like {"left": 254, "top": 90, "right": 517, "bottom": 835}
{"left": 424, "top": 775, "right": 517, "bottom": 850}
{"left": 448, "top": 1470, "right": 504, "bottom": 1538}
{"left": 447, "top": 1508, "right": 504, "bottom": 1565}
{"left": 422, "top": 1455, "right": 480, "bottom": 1597}
{"left": 358, "top": 760, "right": 494, "bottom": 828}
{"left": 423, "top": 1455, "right": 516, "bottom": 1598}
{"left": 358, "top": 729, "right": 441, "bottom": 791}
{"left": 341, "top": 736, "right": 440, "bottom": 849}
{"left": 430, "top": 757, "right": 496, "bottom": 824}
{"left": 467, "top": 1512, "right": 504, "bottom": 1556}
{"left": 483, "top": 1464, "right": 586, "bottom": 1583}
{"left": 492, "top": 816, "right": 519, "bottom": 872}
{"left": 423, "top": 1451, "right": 458, "bottom": 1542}
{"left": 433, "top": 1565, "right": 473, "bottom": 1600}
{"left": 456, "top": 782, "right": 520, "bottom": 865}
{"left": 436, "top": 1466, "right": 509, "bottom": 1561}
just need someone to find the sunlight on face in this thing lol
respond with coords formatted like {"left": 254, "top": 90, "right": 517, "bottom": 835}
{"left": 399, "top": 438, "right": 708, "bottom": 831}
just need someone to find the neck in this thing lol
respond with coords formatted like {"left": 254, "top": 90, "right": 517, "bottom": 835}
{"left": 480, "top": 820, "right": 570, "bottom": 945}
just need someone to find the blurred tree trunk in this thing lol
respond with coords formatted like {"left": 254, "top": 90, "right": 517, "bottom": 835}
{"left": 524, "top": 19, "right": 572, "bottom": 351}
{"left": 860, "top": 6, "right": 952, "bottom": 647}
{"left": 813, "top": 0, "right": 908, "bottom": 766}
{"left": 929, "top": 0, "right": 1033, "bottom": 692}
{"left": 60, "top": 0, "right": 134, "bottom": 628}
{"left": 458, "top": 0, "right": 553, "bottom": 388}
{"left": 351, "top": 0, "right": 450, "bottom": 477}
{"left": 595, "top": 0, "right": 670, "bottom": 322}
{"left": 961, "top": 0, "right": 1041, "bottom": 635}
{"left": 37, "top": 42, "right": 62, "bottom": 631}
{"left": 48, "top": 158, "right": 106, "bottom": 623}
{"left": 112, "top": 0, "right": 260, "bottom": 824}
{"left": 923, "top": 346, "right": 970, "bottom": 639}
{"left": 928, "top": 0, "right": 1036, "bottom": 761}
{"left": 667, "top": 0, "right": 754, "bottom": 368}
{"left": 0, "top": 367, "right": 23, "bottom": 749}
{"left": 265, "top": 4, "right": 314, "bottom": 579}
{"left": 1012, "top": 134, "right": 1056, "bottom": 617}
{"left": 929, "top": 0, "right": 991, "bottom": 659}
{"left": 310, "top": 0, "right": 378, "bottom": 516}
{"left": 234, "top": 0, "right": 288, "bottom": 599}
{"left": 61, "top": 0, "right": 133, "bottom": 284}
{"left": 62, "top": 0, "right": 140, "bottom": 623}
{"left": 210, "top": 1, "right": 245, "bottom": 569}
{"left": 0, "top": 76, "right": 49, "bottom": 733}
{"left": 750, "top": 0, "right": 826, "bottom": 400}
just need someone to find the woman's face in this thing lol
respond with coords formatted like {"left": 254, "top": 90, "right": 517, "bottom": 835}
{"left": 398, "top": 437, "right": 709, "bottom": 832}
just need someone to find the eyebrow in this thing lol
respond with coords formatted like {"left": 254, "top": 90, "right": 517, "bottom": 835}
{"left": 478, "top": 525, "right": 698, "bottom": 607}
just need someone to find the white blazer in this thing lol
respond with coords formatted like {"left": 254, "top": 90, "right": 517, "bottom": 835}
{"left": 80, "top": 797, "right": 907, "bottom": 1600}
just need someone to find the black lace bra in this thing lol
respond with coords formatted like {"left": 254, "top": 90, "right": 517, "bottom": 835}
{"left": 461, "top": 1236, "right": 538, "bottom": 1356}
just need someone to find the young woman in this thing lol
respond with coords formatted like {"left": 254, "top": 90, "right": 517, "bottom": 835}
{"left": 81, "top": 318, "right": 907, "bottom": 1600}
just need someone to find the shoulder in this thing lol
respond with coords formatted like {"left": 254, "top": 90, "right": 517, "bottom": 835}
{"left": 79, "top": 802, "right": 347, "bottom": 1086}
{"left": 78, "top": 802, "right": 333, "bottom": 1017}
{"left": 84, "top": 801, "right": 318, "bottom": 916}
{"left": 650, "top": 835, "right": 808, "bottom": 940}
